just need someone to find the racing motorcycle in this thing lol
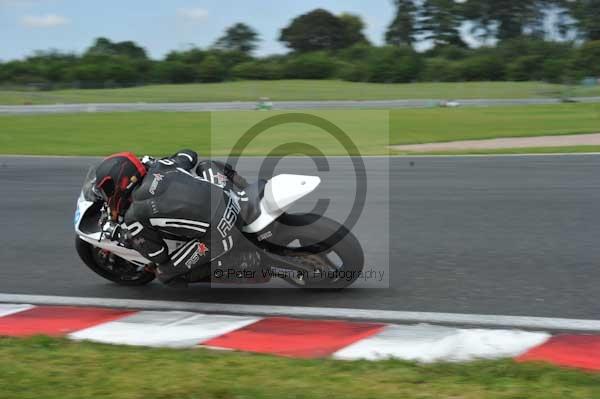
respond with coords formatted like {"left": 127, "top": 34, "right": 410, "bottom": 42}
{"left": 74, "top": 163, "right": 364, "bottom": 289}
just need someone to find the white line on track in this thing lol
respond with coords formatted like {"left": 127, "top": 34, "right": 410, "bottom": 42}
{"left": 0, "top": 293, "right": 599, "bottom": 332}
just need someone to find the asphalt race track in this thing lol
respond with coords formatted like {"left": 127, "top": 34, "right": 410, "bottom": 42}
{"left": 2, "top": 97, "right": 600, "bottom": 114}
{"left": 0, "top": 155, "right": 599, "bottom": 319}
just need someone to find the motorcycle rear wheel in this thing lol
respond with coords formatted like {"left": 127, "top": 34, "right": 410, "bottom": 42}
{"left": 270, "top": 213, "right": 364, "bottom": 289}
{"left": 75, "top": 236, "right": 155, "bottom": 286}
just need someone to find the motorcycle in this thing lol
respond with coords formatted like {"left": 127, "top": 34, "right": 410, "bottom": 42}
{"left": 74, "top": 162, "right": 364, "bottom": 289}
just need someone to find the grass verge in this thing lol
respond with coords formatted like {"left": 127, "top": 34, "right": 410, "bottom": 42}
{"left": 1, "top": 336, "right": 598, "bottom": 399}
{"left": 2, "top": 80, "right": 600, "bottom": 105}
{"left": 0, "top": 104, "right": 598, "bottom": 156}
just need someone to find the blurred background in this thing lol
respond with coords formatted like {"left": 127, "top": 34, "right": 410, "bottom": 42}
{"left": 0, "top": 0, "right": 599, "bottom": 103}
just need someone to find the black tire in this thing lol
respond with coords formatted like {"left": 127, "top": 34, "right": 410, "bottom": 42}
{"left": 270, "top": 213, "right": 364, "bottom": 289}
{"left": 75, "top": 236, "right": 155, "bottom": 286}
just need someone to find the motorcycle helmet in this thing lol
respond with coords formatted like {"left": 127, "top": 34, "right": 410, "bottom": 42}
{"left": 94, "top": 152, "right": 147, "bottom": 220}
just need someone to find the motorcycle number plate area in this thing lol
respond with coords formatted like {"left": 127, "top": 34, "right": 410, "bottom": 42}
{"left": 74, "top": 207, "right": 81, "bottom": 227}
{"left": 74, "top": 194, "right": 93, "bottom": 229}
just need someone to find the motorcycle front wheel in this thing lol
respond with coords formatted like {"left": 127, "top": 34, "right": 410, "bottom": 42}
{"left": 75, "top": 236, "right": 155, "bottom": 286}
{"left": 269, "top": 213, "right": 365, "bottom": 289}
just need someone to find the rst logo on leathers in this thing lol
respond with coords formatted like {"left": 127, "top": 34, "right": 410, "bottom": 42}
{"left": 217, "top": 195, "right": 241, "bottom": 238}
{"left": 149, "top": 173, "right": 164, "bottom": 195}
{"left": 185, "top": 242, "right": 209, "bottom": 269}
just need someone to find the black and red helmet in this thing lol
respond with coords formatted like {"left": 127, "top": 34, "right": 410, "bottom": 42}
{"left": 94, "top": 152, "right": 146, "bottom": 220}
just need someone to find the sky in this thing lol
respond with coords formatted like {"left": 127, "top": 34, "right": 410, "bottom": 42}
{"left": 0, "top": 0, "right": 398, "bottom": 61}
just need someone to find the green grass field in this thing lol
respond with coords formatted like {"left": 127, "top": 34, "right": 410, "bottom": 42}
{"left": 0, "top": 336, "right": 598, "bottom": 399}
{"left": 0, "top": 104, "right": 598, "bottom": 156}
{"left": 2, "top": 80, "right": 600, "bottom": 105}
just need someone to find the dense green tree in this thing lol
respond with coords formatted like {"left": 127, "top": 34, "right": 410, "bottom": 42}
{"left": 421, "top": 0, "right": 466, "bottom": 47}
{"left": 85, "top": 37, "right": 148, "bottom": 59}
{"left": 463, "top": 0, "right": 551, "bottom": 42}
{"left": 572, "top": 40, "right": 600, "bottom": 77}
{"left": 365, "top": 46, "right": 422, "bottom": 82}
{"left": 104, "top": 62, "right": 138, "bottom": 86}
{"left": 506, "top": 55, "right": 543, "bottom": 80}
{"left": 209, "top": 50, "right": 251, "bottom": 70}
{"left": 112, "top": 41, "right": 148, "bottom": 59}
{"left": 567, "top": 0, "right": 600, "bottom": 40}
{"left": 541, "top": 58, "right": 569, "bottom": 82}
{"left": 283, "top": 52, "right": 338, "bottom": 79}
{"left": 279, "top": 9, "right": 364, "bottom": 52}
{"left": 496, "top": 37, "right": 574, "bottom": 61}
{"left": 150, "top": 61, "right": 196, "bottom": 83}
{"left": 165, "top": 48, "right": 207, "bottom": 63}
{"left": 385, "top": 0, "right": 419, "bottom": 47}
{"left": 460, "top": 54, "right": 506, "bottom": 80}
{"left": 214, "top": 23, "right": 260, "bottom": 54}
{"left": 424, "top": 44, "right": 470, "bottom": 60}
{"left": 337, "top": 62, "right": 370, "bottom": 82}
{"left": 0, "top": 60, "right": 44, "bottom": 84}
{"left": 494, "top": 37, "right": 576, "bottom": 80}
{"left": 196, "top": 55, "right": 226, "bottom": 82}
{"left": 421, "top": 58, "right": 463, "bottom": 81}
{"left": 231, "top": 59, "right": 283, "bottom": 80}
{"left": 338, "top": 43, "right": 374, "bottom": 61}
{"left": 23, "top": 51, "right": 78, "bottom": 83}
{"left": 339, "top": 13, "right": 370, "bottom": 46}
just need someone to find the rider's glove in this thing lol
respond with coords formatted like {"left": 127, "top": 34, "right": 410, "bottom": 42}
{"left": 223, "top": 163, "right": 249, "bottom": 190}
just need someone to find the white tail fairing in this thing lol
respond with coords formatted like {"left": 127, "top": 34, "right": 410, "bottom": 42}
{"left": 242, "top": 174, "right": 321, "bottom": 233}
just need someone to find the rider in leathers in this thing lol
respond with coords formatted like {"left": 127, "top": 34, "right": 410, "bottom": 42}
{"left": 93, "top": 150, "right": 248, "bottom": 286}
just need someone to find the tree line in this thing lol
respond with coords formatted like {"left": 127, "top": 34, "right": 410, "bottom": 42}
{"left": 1, "top": 1, "right": 599, "bottom": 89}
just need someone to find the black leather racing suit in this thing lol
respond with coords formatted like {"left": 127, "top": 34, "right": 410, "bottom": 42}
{"left": 123, "top": 150, "right": 246, "bottom": 284}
